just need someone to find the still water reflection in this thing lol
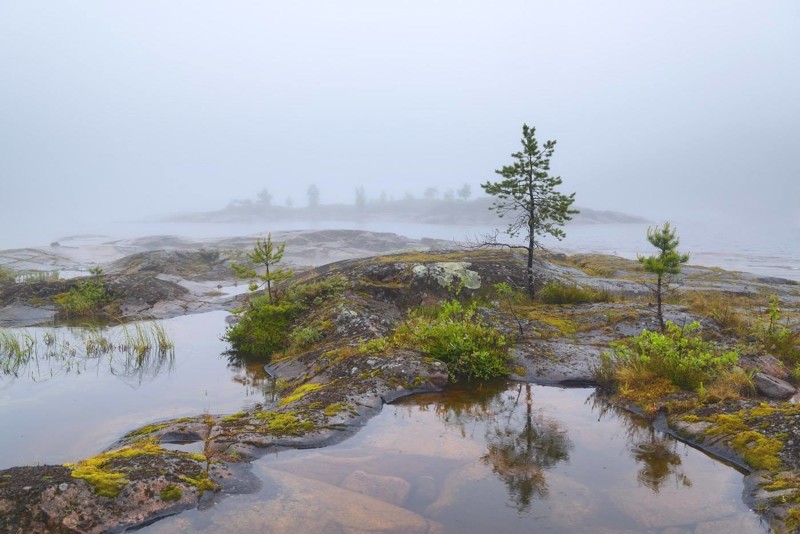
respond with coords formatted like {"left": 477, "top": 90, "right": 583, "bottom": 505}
{"left": 145, "top": 382, "right": 766, "bottom": 533}
{"left": 0, "top": 311, "right": 277, "bottom": 469}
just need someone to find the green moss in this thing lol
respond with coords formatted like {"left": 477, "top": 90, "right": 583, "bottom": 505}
{"left": 702, "top": 409, "right": 786, "bottom": 473}
{"left": 279, "top": 382, "right": 323, "bottom": 406}
{"left": 731, "top": 431, "right": 783, "bottom": 471}
{"left": 255, "top": 411, "right": 315, "bottom": 435}
{"left": 764, "top": 477, "right": 800, "bottom": 492}
{"left": 159, "top": 484, "right": 183, "bottom": 501}
{"left": 322, "top": 403, "right": 347, "bottom": 417}
{"left": 125, "top": 423, "right": 168, "bottom": 438}
{"left": 786, "top": 508, "right": 800, "bottom": 531}
{"left": 65, "top": 438, "right": 164, "bottom": 498}
{"left": 221, "top": 411, "right": 247, "bottom": 422}
{"left": 178, "top": 473, "right": 218, "bottom": 495}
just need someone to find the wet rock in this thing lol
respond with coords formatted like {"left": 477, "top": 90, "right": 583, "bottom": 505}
{"left": 243, "top": 468, "right": 443, "bottom": 534}
{"left": 693, "top": 515, "right": 766, "bottom": 534}
{"left": 341, "top": 469, "right": 411, "bottom": 506}
{"left": 753, "top": 373, "right": 796, "bottom": 399}
{"left": 607, "top": 482, "right": 741, "bottom": 529}
{"left": 424, "top": 461, "right": 488, "bottom": 516}
{"left": 511, "top": 341, "right": 603, "bottom": 385}
{"left": 413, "top": 475, "right": 438, "bottom": 503}
{"left": 739, "top": 354, "right": 791, "bottom": 381}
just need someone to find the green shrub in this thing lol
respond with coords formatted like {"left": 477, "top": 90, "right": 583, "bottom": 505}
{"left": 0, "top": 265, "right": 15, "bottom": 286}
{"left": 225, "top": 296, "right": 300, "bottom": 355}
{"left": 538, "top": 280, "right": 610, "bottom": 304}
{"left": 54, "top": 268, "right": 114, "bottom": 317}
{"left": 288, "top": 326, "right": 322, "bottom": 349}
{"left": 224, "top": 275, "right": 347, "bottom": 357}
{"left": 601, "top": 321, "right": 738, "bottom": 391}
{"left": 757, "top": 295, "right": 799, "bottom": 366}
{"left": 394, "top": 300, "right": 510, "bottom": 381}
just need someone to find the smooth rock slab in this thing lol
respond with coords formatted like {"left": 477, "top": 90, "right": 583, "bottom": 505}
{"left": 341, "top": 469, "right": 412, "bottom": 506}
{"left": 252, "top": 468, "right": 441, "bottom": 534}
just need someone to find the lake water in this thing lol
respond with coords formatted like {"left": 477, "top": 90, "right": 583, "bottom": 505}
{"left": 2, "top": 216, "right": 798, "bottom": 282}
{"left": 0, "top": 311, "right": 274, "bottom": 469}
{"left": 143, "top": 383, "right": 766, "bottom": 533}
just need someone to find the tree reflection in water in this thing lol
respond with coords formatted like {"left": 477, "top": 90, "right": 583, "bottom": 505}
{"left": 409, "top": 382, "right": 572, "bottom": 512}
{"left": 481, "top": 383, "right": 571, "bottom": 511}
{"left": 224, "top": 351, "right": 279, "bottom": 401}
{"left": 589, "top": 392, "right": 691, "bottom": 492}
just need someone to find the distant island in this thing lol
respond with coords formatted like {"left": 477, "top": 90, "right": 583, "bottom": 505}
{"left": 163, "top": 195, "right": 648, "bottom": 226}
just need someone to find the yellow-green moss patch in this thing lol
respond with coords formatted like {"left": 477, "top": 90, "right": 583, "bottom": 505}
{"left": 178, "top": 473, "right": 218, "bottom": 495}
{"left": 159, "top": 484, "right": 183, "bottom": 501}
{"left": 254, "top": 411, "right": 315, "bottom": 435}
{"left": 125, "top": 423, "right": 168, "bottom": 438}
{"left": 65, "top": 438, "right": 164, "bottom": 498}
{"left": 278, "top": 382, "right": 323, "bottom": 406}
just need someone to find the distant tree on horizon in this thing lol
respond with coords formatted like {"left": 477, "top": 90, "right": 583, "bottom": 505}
{"left": 285, "top": 196, "right": 294, "bottom": 208}
{"left": 256, "top": 188, "right": 273, "bottom": 206}
{"left": 355, "top": 186, "right": 366, "bottom": 209}
{"left": 423, "top": 187, "right": 439, "bottom": 200}
{"left": 481, "top": 123, "right": 577, "bottom": 298}
{"left": 307, "top": 184, "right": 320, "bottom": 208}
{"left": 457, "top": 183, "right": 472, "bottom": 201}
{"left": 639, "top": 222, "right": 689, "bottom": 332}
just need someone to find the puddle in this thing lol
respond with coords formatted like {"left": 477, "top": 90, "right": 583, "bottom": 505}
{"left": 0, "top": 310, "right": 275, "bottom": 469}
{"left": 143, "top": 382, "right": 766, "bottom": 533}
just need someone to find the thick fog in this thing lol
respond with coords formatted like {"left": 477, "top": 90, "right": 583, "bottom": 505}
{"left": 1, "top": 0, "right": 798, "bottom": 242}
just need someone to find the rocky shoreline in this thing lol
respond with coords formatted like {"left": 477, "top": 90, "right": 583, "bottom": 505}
{"left": 1, "top": 232, "right": 799, "bottom": 532}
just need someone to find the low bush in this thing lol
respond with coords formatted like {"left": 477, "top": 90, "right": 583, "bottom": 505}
{"left": 54, "top": 268, "right": 114, "bottom": 317}
{"left": 393, "top": 300, "right": 511, "bottom": 381}
{"left": 0, "top": 265, "right": 15, "bottom": 286}
{"left": 682, "top": 290, "right": 751, "bottom": 335}
{"left": 757, "top": 295, "right": 799, "bottom": 366}
{"left": 599, "top": 321, "right": 739, "bottom": 392}
{"left": 538, "top": 280, "right": 610, "bottom": 305}
{"left": 224, "top": 275, "right": 347, "bottom": 357}
{"left": 225, "top": 296, "right": 301, "bottom": 355}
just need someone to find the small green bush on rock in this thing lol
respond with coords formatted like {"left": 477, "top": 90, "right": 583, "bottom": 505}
{"left": 0, "top": 265, "right": 15, "bottom": 286}
{"left": 599, "top": 321, "right": 738, "bottom": 392}
{"left": 224, "top": 275, "right": 347, "bottom": 357}
{"left": 54, "top": 267, "right": 115, "bottom": 317}
{"left": 394, "top": 300, "right": 510, "bottom": 381}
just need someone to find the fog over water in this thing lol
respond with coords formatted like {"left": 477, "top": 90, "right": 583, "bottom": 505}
{"left": 1, "top": 1, "right": 798, "bottom": 250}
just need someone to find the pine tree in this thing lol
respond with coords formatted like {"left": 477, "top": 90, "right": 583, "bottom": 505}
{"left": 232, "top": 234, "right": 293, "bottom": 303}
{"left": 482, "top": 124, "right": 577, "bottom": 298}
{"left": 639, "top": 222, "right": 689, "bottom": 332}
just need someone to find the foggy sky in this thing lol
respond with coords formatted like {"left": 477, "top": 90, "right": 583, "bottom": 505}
{"left": 1, "top": 0, "right": 798, "bottom": 234}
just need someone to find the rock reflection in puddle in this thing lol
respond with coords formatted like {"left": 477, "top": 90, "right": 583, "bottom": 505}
{"left": 143, "top": 382, "right": 766, "bottom": 533}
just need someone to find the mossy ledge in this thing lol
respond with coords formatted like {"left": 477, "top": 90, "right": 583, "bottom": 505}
{"left": 1, "top": 248, "right": 799, "bottom": 532}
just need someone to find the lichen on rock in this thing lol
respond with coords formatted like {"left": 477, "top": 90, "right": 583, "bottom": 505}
{"left": 412, "top": 262, "right": 481, "bottom": 290}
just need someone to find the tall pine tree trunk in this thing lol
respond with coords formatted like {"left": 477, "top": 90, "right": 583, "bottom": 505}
{"left": 656, "top": 274, "right": 664, "bottom": 332}
{"left": 527, "top": 217, "right": 536, "bottom": 299}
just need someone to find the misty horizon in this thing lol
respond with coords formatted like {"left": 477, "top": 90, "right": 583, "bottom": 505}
{"left": 1, "top": 1, "right": 798, "bottom": 241}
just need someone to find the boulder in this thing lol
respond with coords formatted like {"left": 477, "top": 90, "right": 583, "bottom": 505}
{"left": 740, "top": 354, "right": 790, "bottom": 381}
{"left": 754, "top": 373, "right": 796, "bottom": 399}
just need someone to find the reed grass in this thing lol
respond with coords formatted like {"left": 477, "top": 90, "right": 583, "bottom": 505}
{"left": 0, "top": 321, "right": 175, "bottom": 380}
